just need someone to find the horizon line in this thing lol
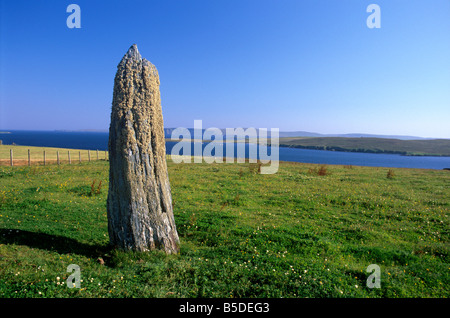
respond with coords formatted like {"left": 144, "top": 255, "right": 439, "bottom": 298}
{"left": 0, "top": 128, "right": 448, "bottom": 140}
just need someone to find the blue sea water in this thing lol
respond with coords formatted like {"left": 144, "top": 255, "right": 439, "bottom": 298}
{"left": 1, "top": 130, "right": 449, "bottom": 170}
{"left": 0, "top": 130, "right": 109, "bottom": 151}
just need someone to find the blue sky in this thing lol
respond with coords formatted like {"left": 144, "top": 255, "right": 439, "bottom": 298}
{"left": 0, "top": 0, "right": 449, "bottom": 138}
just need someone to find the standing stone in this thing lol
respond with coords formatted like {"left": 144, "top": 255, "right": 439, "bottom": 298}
{"left": 107, "top": 44, "right": 180, "bottom": 254}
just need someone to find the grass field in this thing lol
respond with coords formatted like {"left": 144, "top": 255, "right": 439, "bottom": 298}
{"left": 0, "top": 147, "right": 449, "bottom": 298}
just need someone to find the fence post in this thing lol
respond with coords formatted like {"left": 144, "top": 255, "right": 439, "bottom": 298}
{"left": 105, "top": 150, "right": 107, "bottom": 160}
{"left": 10, "top": 149, "right": 13, "bottom": 167}
{"left": 79, "top": 151, "right": 81, "bottom": 163}
{"left": 96, "top": 149, "right": 99, "bottom": 160}
{"left": 57, "top": 151, "right": 60, "bottom": 166}
{"left": 68, "top": 151, "right": 71, "bottom": 164}
{"left": 28, "top": 149, "right": 31, "bottom": 166}
{"left": 43, "top": 150, "right": 46, "bottom": 166}
{"left": 88, "top": 150, "right": 91, "bottom": 162}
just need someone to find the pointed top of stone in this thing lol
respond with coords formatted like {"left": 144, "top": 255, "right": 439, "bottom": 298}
{"left": 124, "top": 44, "right": 141, "bottom": 61}
{"left": 116, "top": 44, "right": 158, "bottom": 79}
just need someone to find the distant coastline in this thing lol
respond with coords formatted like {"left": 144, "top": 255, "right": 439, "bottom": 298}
{"left": 54, "top": 129, "right": 109, "bottom": 133}
{"left": 276, "top": 137, "right": 450, "bottom": 157}
{"left": 1, "top": 130, "right": 450, "bottom": 169}
{"left": 1, "top": 129, "right": 449, "bottom": 157}
{"left": 278, "top": 143, "right": 449, "bottom": 157}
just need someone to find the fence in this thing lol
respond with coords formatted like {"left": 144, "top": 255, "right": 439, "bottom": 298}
{"left": 2, "top": 148, "right": 108, "bottom": 167}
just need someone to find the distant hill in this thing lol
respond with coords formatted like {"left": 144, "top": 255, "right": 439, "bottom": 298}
{"left": 164, "top": 128, "right": 432, "bottom": 140}
{"left": 278, "top": 131, "right": 324, "bottom": 138}
{"left": 278, "top": 137, "right": 450, "bottom": 157}
{"left": 326, "top": 133, "right": 430, "bottom": 140}
{"left": 277, "top": 131, "right": 430, "bottom": 140}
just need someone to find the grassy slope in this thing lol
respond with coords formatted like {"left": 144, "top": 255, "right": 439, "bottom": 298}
{"left": 0, "top": 156, "right": 449, "bottom": 298}
{"left": 279, "top": 137, "right": 450, "bottom": 156}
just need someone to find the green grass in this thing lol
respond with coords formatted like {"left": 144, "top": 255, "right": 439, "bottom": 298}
{"left": 278, "top": 137, "right": 450, "bottom": 156}
{"left": 0, "top": 155, "right": 449, "bottom": 298}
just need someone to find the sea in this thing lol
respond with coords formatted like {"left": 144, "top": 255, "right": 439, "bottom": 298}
{"left": 1, "top": 130, "right": 449, "bottom": 170}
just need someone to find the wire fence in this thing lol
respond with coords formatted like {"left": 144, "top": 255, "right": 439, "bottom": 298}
{"left": 0, "top": 147, "right": 108, "bottom": 167}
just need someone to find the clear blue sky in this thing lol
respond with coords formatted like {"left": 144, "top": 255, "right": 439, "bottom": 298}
{"left": 1, "top": 0, "right": 449, "bottom": 138}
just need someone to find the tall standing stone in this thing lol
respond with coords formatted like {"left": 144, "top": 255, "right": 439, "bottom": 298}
{"left": 107, "top": 44, "right": 180, "bottom": 254}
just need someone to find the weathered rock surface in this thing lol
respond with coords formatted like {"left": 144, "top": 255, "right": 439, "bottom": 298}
{"left": 107, "top": 44, "right": 180, "bottom": 254}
